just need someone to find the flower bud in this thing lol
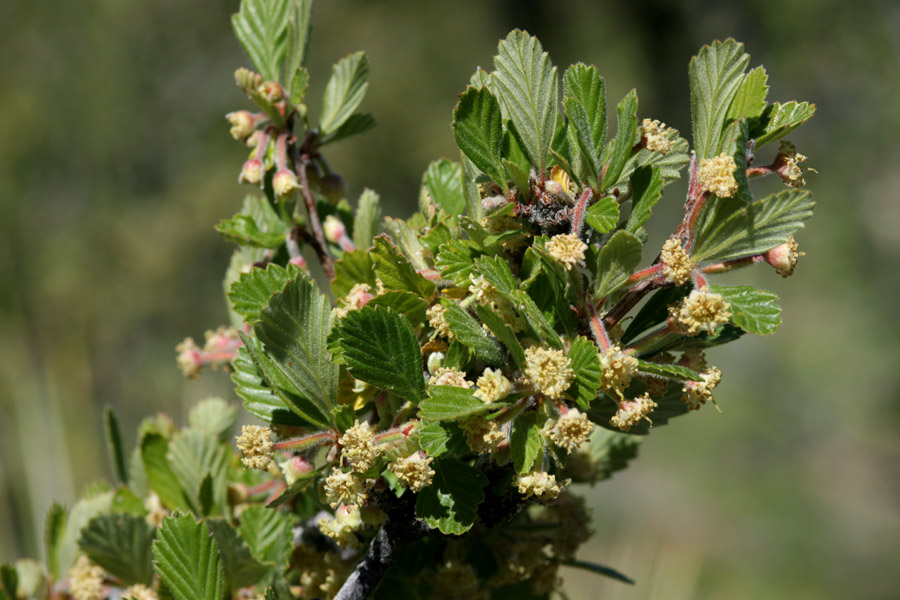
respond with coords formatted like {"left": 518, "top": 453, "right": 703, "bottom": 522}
{"left": 225, "top": 110, "right": 256, "bottom": 141}
{"left": 257, "top": 80, "right": 284, "bottom": 103}
{"left": 272, "top": 169, "right": 299, "bottom": 197}
{"left": 239, "top": 159, "right": 265, "bottom": 185}
{"left": 765, "top": 236, "right": 803, "bottom": 277}
{"left": 323, "top": 215, "right": 347, "bottom": 244}
{"left": 289, "top": 255, "right": 308, "bottom": 270}
{"left": 280, "top": 455, "right": 314, "bottom": 485}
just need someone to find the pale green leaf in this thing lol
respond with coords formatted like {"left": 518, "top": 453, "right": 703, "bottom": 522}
{"left": 320, "top": 52, "right": 369, "bottom": 135}
{"left": 621, "top": 130, "right": 690, "bottom": 182}
{"left": 371, "top": 235, "right": 435, "bottom": 298}
{"left": 710, "top": 284, "right": 782, "bottom": 335}
{"left": 44, "top": 503, "right": 67, "bottom": 579}
{"left": 319, "top": 113, "right": 376, "bottom": 146}
{"left": 152, "top": 514, "right": 224, "bottom": 600}
{"left": 231, "top": 0, "right": 290, "bottom": 81}
{"left": 79, "top": 514, "right": 156, "bottom": 585}
{"left": 284, "top": 0, "right": 313, "bottom": 80}
{"left": 353, "top": 188, "right": 382, "bottom": 249}
{"left": 215, "top": 196, "right": 287, "bottom": 249}
{"left": 626, "top": 166, "right": 664, "bottom": 234}
{"left": 585, "top": 196, "right": 620, "bottom": 234}
{"left": 55, "top": 492, "right": 112, "bottom": 577}
{"left": 168, "top": 431, "right": 229, "bottom": 517}
{"left": 594, "top": 231, "right": 643, "bottom": 297}
{"left": 229, "top": 263, "right": 300, "bottom": 324}
{"left": 436, "top": 240, "right": 482, "bottom": 284}
{"left": 141, "top": 435, "right": 193, "bottom": 513}
{"left": 690, "top": 39, "right": 750, "bottom": 158}
{"left": 452, "top": 87, "right": 506, "bottom": 188}
{"left": 238, "top": 506, "right": 293, "bottom": 565}
{"left": 415, "top": 459, "right": 488, "bottom": 535}
{"left": 188, "top": 398, "right": 238, "bottom": 440}
{"left": 423, "top": 159, "right": 466, "bottom": 216}
{"left": 601, "top": 89, "right": 638, "bottom": 189}
{"left": 726, "top": 66, "right": 768, "bottom": 121}
{"left": 206, "top": 519, "right": 271, "bottom": 591}
{"left": 383, "top": 217, "right": 429, "bottom": 271}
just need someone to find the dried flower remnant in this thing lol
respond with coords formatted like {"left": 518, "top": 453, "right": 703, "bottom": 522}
{"left": 236, "top": 425, "right": 275, "bottom": 471}
{"left": 640, "top": 118, "right": 676, "bottom": 155}
{"left": 671, "top": 288, "right": 732, "bottom": 335}
{"left": 682, "top": 366, "right": 722, "bottom": 411}
{"left": 524, "top": 346, "right": 575, "bottom": 399}
{"left": 546, "top": 233, "right": 587, "bottom": 271}
{"left": 698, "top": 153, "right": 738, "bottom": 197}
{"left": 660, "top": 237, "right": 693, "bottom": 285}
{"left": 609, "top": 394, "right": 657, "bottom": 432}
{"left": 776, "top": 141, "right": 808, "bottom": 188}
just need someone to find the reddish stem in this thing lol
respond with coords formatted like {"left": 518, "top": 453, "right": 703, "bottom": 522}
{"left": 294, "top": 152, "right": 335, "bottom": 279}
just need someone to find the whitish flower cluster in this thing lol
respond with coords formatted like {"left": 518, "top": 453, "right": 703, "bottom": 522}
{"left": 68, "top": 556, "right": 104, "bottom": 600}
{"left": 426, "top": 303, "right": 453, "bottom": 339}
{"left": 682, "top": 366, "right": 722, "bottom": 411}
{"left": 660, "top": 237, "right": 693, "bottom": 285}
{"left": 389, "top": 452, "right": 435, "bottom": 491}
{"left": 429, "top": 367, "right": 471, "bottom": 388}
{"left": 524, "top": 346, "right": 575, "bottom": 400}
{"left": 236, "top": 425, "right": 275, "bottom": 471}
{"left": 323, "top": 467, "right": 367, "bottom": 508}
{"left": 609, "top": 394, "right": 657, "bottom": 431}
{"left": 469, "top": 275, "right": 524, "bottom": 332}
{"left": 698, "top": 153, "right": 738, "bottom": 198}
{"left": 226, "top": 110, "right": 255, "bottom": 141}
{"left": 546, "top": 409, "right": 594, "bottom": 453}
{"left": 766, "top": 236, "right": 803, "bottom": 278}
{"left": 516, "top": 471, "right": 566, "bottom": 500}
{"left": 641, "top": 118, "right": 676, "bottom": 155}
{"left": 318, "top": 504, "right": 363, "bottom": 549}
{"left": 122, "top": 585, "right": 157, "bottom": 600}
{"left": 474, "top": 368, "right": 513, "bottom": 403}
{"left": 339, "top": 420, "right": 380, "bottom": 473}
{"left": 546, "top": 233, "right": 587, "bottom": 271}
{"left": 671, "top": 288, "right": 732, "bottom": 336}
{"left": 778, "top": 141, "right": 808, "bottom": 187}
{"left": 459, "top": 416, "right": 506, "bottom": 454}
{"left": 144, "top": 493, "right": 168, "bottom": 527}
{"left": 599, "top": 345, "right": 639, "bottom": 395}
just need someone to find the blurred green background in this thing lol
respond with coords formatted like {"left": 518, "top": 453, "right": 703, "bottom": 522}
{"left": 1, "top": 0, "right": 898, "bottom": 597}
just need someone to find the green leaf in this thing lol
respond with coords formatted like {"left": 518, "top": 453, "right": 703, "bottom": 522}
{"left": 265, "top": 465, "right": 326, "bottom": 508}
{"left": 423, "top": 159, "right": 466, "bottom": 216}
{"left": 436, "top": 240, "right": 482, "bottom": 283}
{"left": 636, "top": 360, "right": 702, "bottom": 382}
{"left": 418, "top": 421, "right": 469, "bottom": 458}
{"left": 104, "top": 406, "right": 128, "bottom": 484}
{"left": 441, "top": 301, "right": 504, "bottom": 365}
{"left": 56, "top": 492, "right": 113, "bottom": 577}
{"left": 626, "top": 166, "right": 664, "bottom": 234}
{"left": 238, "top": 506, "right": 293, "bottom": 565}
{"left": 319, "top": 113, "right": 376, "bottom": 146}
{"left": 232, "top": 338, "right": 310, "bottom": 427}
{"left": 474, "top": 304, "right": 526, "bottom": 369}
{"left": 353, "top": 188, "right": 382, "bottom": 250}
{"left": 589, "top": 429, "right": 642, "bottom": 482}
{"left": 0, "top": 564, "right": 16, "bottom": 600}
{"left": 752, "top": 101, "right": 816, "bottom": 147}
{"left": 320, "top": 52, "right": 369, "bottom": 135}
{"left": 188, "top": 398, "right": 238, "bottom": 440}
{"left": 231, "top": 0, "right": 290, "bottom": 81}
{"left": 566, "top": 337, "right": 603, "bottom": 409}
{"left": 601, "top": 89, "right": 638, "bottom": 189}
{"left": 332, "top": 248, "right": 377, "bottom": 298}
{"left": 44, "top": 503, "right": 67, "bottom": 579}
{"left": 690, "top": 39, "right": 750, "bottom": 159}
{"left": 560, "top": 559, "right": 634, "bottom": 585}
{"left": 215, "top": 215, "right": 285, "bottom": 249}
{"left": 334, "top": 305, "right": 426, "bottom": 403}
{"left": 254, "top": 271, "right": 338, "bottom": 427}
{"left": 168, "top": 431, "right": 229, "bottom": 517}
{"left": 584, "top": 196, "right": 620, "bottom": 234}
{"left": 726, "top": 66, "right": 768, "bottom": 121}
{"left": 510, "top": 290, "right": 562, "bottom": 349}
{"left": 563, "top": 63, "right": 606, "bottom": 183}
{"left": 284, "top": 0, "right": 313, "bottom": 78}
{"left": 510, "top": 412, "right": 543, "bottom": 474}
{"left": 709, "top": 284, "right": 782, "bottom": 335}
{"left": 383, "top": 218, "right": 429, "bottom": 271}
{"left": 371, "top": 235, "right": 435, "bottom": 298}
{"left": 415, "top": 459, "right": 488, "bottom": 535}
{"left": 594, "top": 231, "right": 643, "bottom": 297}
{"left": 288, "top": 67, "right": 309, "bottom": 106}
{"left": 141, "top": 435, "right": 193, "bottom": 513}
{"left": 420, "top": 386, "right": 495, "bottom": 421}
{"left": 493, "top": 30, "right": 558, "bottom": 171}
{"left": 368, "top": 290, "right": 428, "bottom": 326}
{"left": 691, "top": 189, "right": 815, "bottom": 262}
{"left": 206, "top": 519, "right": 271, "bottom": 592}
{"left": 621, "top": 131, "right": 690, "bottom": 183}
{"left": 452, "top": 87, "right": 506, "bottom": 188}
{"left": 152, "top": 514, "right": 224, "bottom": 600}
{"left": 229, "top": 263, "right": 300, "bottom": 324}
{"left": 473, "top": 255, "right": 517, "bottom": 295}
{"left": 78, "top": 514, "right": 156, "bottom": 585}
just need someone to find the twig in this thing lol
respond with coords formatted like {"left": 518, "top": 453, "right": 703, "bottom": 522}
{"left": 291, "top": 145, "right": 335, "bottom": 279}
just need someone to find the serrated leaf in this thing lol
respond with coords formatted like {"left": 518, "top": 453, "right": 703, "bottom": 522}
{"left": 383, "top": 217, "right": 429, "bottom": 271}
{"left": 510, "top": 412, "right": 542, "bottom": 474}
{"left": 594, "top": 231, "right": 642, "bottom": 297}
{"left": 510, "top": 289, "right": 563, "bottom": 349}
{"left": 415, "top": 459, "right": 488, "bottom": 535}
{"left": 423, "top": 159, "right": 466, "bottom": 217}
{"left": 215, "top": 215, "right": 286, "bottom": 249}
{"left": 563, "top": 63, "right": 606, "bottom": 184}
{"left": 566, "top": 337, "right": 603, "bottom": 409}
{"left": 452, "top": 87, "right": 506, "bottom": 189}
{"left": 0, "top": 565, "right": 16, "bottom": 600}
{"left": 168, "top": 431, "right": 229, "bottom": 517}
{"left": 726, "top": 66, "right": 768, "bottom": 121}
{"left": 334, "top": 305, "right": 426, "bottom": 403}
{"left": 320, "top": 52, "right": 369, "bottom": 135}
{"left": 206, "top": 519, "right": 271, "bottom": 592}
{"left": 621, "top": 131, "right": 690, "bottom": 183}
{"left": 585, "top": 196, "right": 620, "bottom": 234}
{"left": 420, "top": 386, "right": 495, "bottom": 421}
{"left": 441, "top": 301, "right": 504, "bottom": 365}
{"left": 231, "top": 0, "right": 290, "bottom": 81}
{"left": 691, "top": 188, "right": 814, "bottom": 262}
{"left": 368, "top": 290, "right": 428, "bottom": 325}
{"left": 461, "top": 154, "right": 484, "bottom": 220}
{"left": 493, "top": 30, "right": 558, "bottom": 171}
{"left": 474, "top": 304, "right": 526, "bottom": 369}
{"left": 253, "top": 272, "right": 338, "bottom": 427}
{"left": 152, "top": 514, "right": 224, "bottom": 600}
{"left": 238, "top": 506, "right": 292, "bottom": 565}
{"left": 752, "top": 101, "right": 816, "bottom": 147}
{"left": 636, "top": 360, "right": 702, "bottom": 382}
{"left": 284, "top": 0, "right": 313, "bottom": 80}
{"left": 288, "top": 66, "right": 309, "bottom": 106}
{"left": 229, "top": 263, "right": 300, "bottom": 324}
{"left": 142, "top": 435, "right": 193, "bottom": 513}
{"left": 419, "top": 421, "right": 469, "bottom": 458}
{"left": 232, "top": 338, "right": 310, "bottom": 427}
{"left": 332, "top": 248, "right": 377, "bottom": 298}
{"left": 709, "top": 284, "right": 782, "bottom": 335}
{"left": 473, "top": 255, "right": 517, "bottom": 295}
{"left": 79, "top": 514, "right": 155, "bottom": 585}
{"left": 353, "top": 189, "right": 382, "bottom": 249}
{"left": 626, "top": 166, "right": 664, "bottom": 234}
{"left": 436, "top": 240, "right": 483, "bottom": 284}
{"left": 104, "top": 406, "right": 128, "bottom": 484}
{"left": 690, "top": 39, "right": 750, "bottom": 159}
{"left": 265, "top": 465, "right": 326, "bottom": 508}
{"left": 188, "top": 398, "right": 238, "bottom": 440}
{"left": 601, "top": 90, "right": 638, "bottom": 189}
{"left": 371, "top": 235, "right": 435, "bottom": 298}
{"left": 320, "top": 112, "right": 376, "bottom": 146}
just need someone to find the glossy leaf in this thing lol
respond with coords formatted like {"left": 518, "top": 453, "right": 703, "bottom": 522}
{"left": 710, "top": 284, "right": 782, "bottom": 335}
{"left": 415, "top": 459, "right": 488, "bottom": 535}
{"left": 594, "top": 231, "right": 643, "bottom": 297}
{"left": 752, "top": 101, "right": 816, "bottom": 147}
{"left": 726, "top": 65, "right": 768, "bottom": 121}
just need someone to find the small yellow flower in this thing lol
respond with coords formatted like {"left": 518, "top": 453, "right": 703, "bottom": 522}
{"left": 323, "top": 467, "right": 367, "bottom": 508}
{"left": 524, "top": 346, "right": 575, "bottom": 400}
{"left": 660, "top": 237, "right": 693, "bottom": 285}
{"left": 68, "top": 556, "right": 104, "bottom": 600}
{"left": 339, "top": 420, "right": 380, "bottom": 473}
{"left": 671, "top": 288, "right": 732, "bottom": 336}
{"left": 546, "top": 409, "right": 594, "bottom": 453}
{"left": 599, "top": 345, "right": 639, "bottom": 395}
{"left": 474, "top": 368, "right": 513, "bottom": 403}
{"left": 682, "top": 366, "right": 722, "bottom": 411}
{"left": 429, "top": 367, "right": 471, "bottom": 388}
{"left": 226, "top": 110, "right": 256, "bottom": 141}
{"left": 122, "top": 584, "right": 158, "bottom": 600}
{"left": 641, "top": 118, "right": 676, "bottom": 155}
{"left": 318, "top": 504, "right": 363, "bottom": 549}
{"left": 427, "top": 303, "right": 454, "bottom": 339}
{"left": 777, "top": 141, "right": 808, "bottom": 188}
{"left": 459, "top": 416, "right": 505, "bottom": 454}
{"left": 516, "top": 471, "right": 567, "bottom": 500}
{"left": 698, "top": 153, "right": 738, "bottom": 198}
{"left": 236, "top": 425, "right": 274, "bottom": 471}
{"left": 609, "top": 394, "right": 657, "bottom": 431}
{"left": 389, "top": 452, "right": 435, "bottom": 492}
{"left": 272, "top": 169, "right": 299, "bottom": 197}
{"left": 546, "top": 233, "right": 587, "bottom": 271}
